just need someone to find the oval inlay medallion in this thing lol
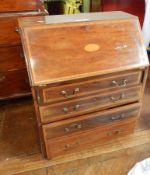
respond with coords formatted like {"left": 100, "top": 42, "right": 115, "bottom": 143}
{"left": 84, "top": 43, "right": 100, "bottom": 52}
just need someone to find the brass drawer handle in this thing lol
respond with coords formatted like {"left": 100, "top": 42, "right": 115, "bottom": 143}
{"left": 61, "top": 87, "right": 80, "bottom": 98}
{"left": 110, "top": 93, "right": 125, "bottom": 102}
{"left": 0, "top": 75, "right": 5, "bottom": 82}
{"left": 111, "top": 113, "right": 125, "bottom": 120}
{"left": 63, "top": 107, "right": 69, "bottom": 113}
{"left": 65, "top": 123, "right": 82, "bottom": 132}
{"left": 65, "top": 141, "right": 80, "bottom": 149}
{"left": 112, "top": 79, "right": 127, "bottom": 87}
{"left": 74, "top": 87, "right": 80, "bottom": 94}
{"left": 107, "top": 129, "right": 123, "bottom": 136}
{"left": 15, "top": 27, "right": 19, "bottom": 33}
{"left": 74, "top": 104, "right": 80, "bottom": 110}
{"left": 63, "top": 104, "right": 80, "bottom": 113}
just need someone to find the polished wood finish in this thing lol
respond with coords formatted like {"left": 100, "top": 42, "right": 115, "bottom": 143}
{"left": 0, "top": 70, "right": 150, "bottom": 174}
{"left": 19, "top": 12, "right": 149, "bottom": 159}
{"left": 0, "top": 46, "right": 25, "bottom": 71}
{"left": 0, "top": 16, "right": 21, "bottom": 46}
{"left": 0, "top": 69, "right": 30, "bottom": 99}
{"left": 19, "top": 12, "right": 148, "bottom": 86}
{"left": 0, "top": 0, "right": 44, "bottom": 12}
{"left": 45, "top": 117, "right": 137, "bottom": 158}
{"left": 0, "top": 1, "right": 47, "bottom": 100}
{"left": 39, "top": 86, "right": 141, "bottom": 123}
{"left": 0, "top": 12, "right": 46, "bottom": 47}
{"left": 43, "top": 103, "right": 140, "bottom": 140}
{"left": 40, "top": 70, "right": 142, "bottom": 104}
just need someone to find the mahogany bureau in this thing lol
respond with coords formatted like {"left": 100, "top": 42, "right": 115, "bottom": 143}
{"left": 19, "top": 12, "right": 149, "bottom": 159}
{"left": 0, "top": 0, "right": 47, "bottom": 100}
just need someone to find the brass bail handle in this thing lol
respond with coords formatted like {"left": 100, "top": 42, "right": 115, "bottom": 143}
{"left": 65, "top": 123, "right": 82, "bottom": 132}
{"left": 15, "top": 27, "right": 20, "bottom": 33}
{"left": 63, "top": 104, "right": 80, "bottom": 113}
{"left": 61, "top": 87, "right": 80, "bottom": 98}
{"left": 110, "top": 93, "right": 126, "bottom": 102}
{"left": 112, "top": 79, "right": 128, "bottom": 87}
{"left": 107, "top": 129, "right": 123, "bottom": 136}
{"left": 111, "top": 113, "right": 125, "bottom": 120}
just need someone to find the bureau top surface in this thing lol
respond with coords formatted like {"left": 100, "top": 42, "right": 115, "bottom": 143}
{"left": 19, "top": 11, "right": 149, "bottom": 86}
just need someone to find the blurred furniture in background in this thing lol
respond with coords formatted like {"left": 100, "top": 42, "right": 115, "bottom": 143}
{"left": 101, "top": 0, "right": 145, "bottom": 26}
{"left": 44, "top": 0, "right": 145, "bottom": 27}
{"left": 63, "top": 0, "right": 82, "bottom": 14}
{"left": 0, "top": 0, "right": 47, "bottom": 100}
{"left": 44, "top": 0, "right": 64, "bottom": 15}
{"left": 83, "top": 0, "right": 90, "bottom": 12}
{"left": 44, "top": 0, "right": 90, "bottom": 14}
{"left": 90, "top": 0, "right": 102, "bottom": 12}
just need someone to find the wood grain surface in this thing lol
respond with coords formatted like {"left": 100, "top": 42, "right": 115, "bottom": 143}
{"left": 39, "top": 70, "right": 142, "bottom": 104}
{"left": 0, "top": 69, "right": 31, "bottom": 99}
{"left": 0, "top": 0, "right": 44, "bottom": 12}
{"left": 0, "top": 46, "right": 25, "bottom": 72}
{"left": 19, "top": 12, "right": 149, "bottom": 86}
{"left": 42, "top": 103, "right": 140, "bottom": 140}
{"left": 39, "top": 86, "right": 141, "bottom": 123}
{"left": 0, "top": 0, "right": 47, "bottom": 100}
{"left": 0, "top": 69, "right": 149, "bottom": 174}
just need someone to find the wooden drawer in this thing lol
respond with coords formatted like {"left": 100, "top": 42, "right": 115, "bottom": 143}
{"left": 43, "top": 103, "right": 140, "bottom": 140}
{"left": 39, "top": 86, "right": 141, "bottom": 123}
{"left": 0, "top": 16, "right": 21, "bottom": 46}
{"left": 0, "top": 0, "right": 39, "bottom": 12}
{"left": 0, "top": 69, "right": 30, "bottom": 99}
{"left": 44, "top": 117, "right": 136, "bottom": 158}
{"left": 39, "top": 70, "right": 142, "bottom": 104}
{"left": 0, "top": 46, "right": 25, "bottom": 72}
{"left": 0, "top": 12, "right": 47, "bottom": 46}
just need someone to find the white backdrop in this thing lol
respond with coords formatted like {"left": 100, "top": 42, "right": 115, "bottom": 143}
{"left": 128, "top": 158, "right": 150, "bottom": 175}
{"left": 142, "top": 0, "right": 150, "bottom": 47}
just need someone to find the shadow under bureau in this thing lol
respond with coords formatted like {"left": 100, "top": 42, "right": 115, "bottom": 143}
{"left": 18, "top": 12, "right": 149, "bottom": 159}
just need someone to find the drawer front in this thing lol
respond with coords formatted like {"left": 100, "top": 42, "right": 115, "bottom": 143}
{"left": 44, "top": 118, "right": 136, "bottom": 158}
{"left": 0, "top": 69, "right": 30, "bottom": 99}
{"left": 40, "top": 70, "right": 142, "bottom": 104}
{"left": 0, "top": 0, "right": 38, "bottom": 12}
{"left": 43, "top": 103, "right": 140, "bottom": 139}
{"left": 0, "top": 16, "right": 21, "bottom": 46}
{"left": 39, "top": 86, "right": 141, "bottom": 123}
{"left": 0, "top": 12, "right": 47, "bottom": 46}
{"left": 0, "top": 46, "right": 25, "bottom": 71}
